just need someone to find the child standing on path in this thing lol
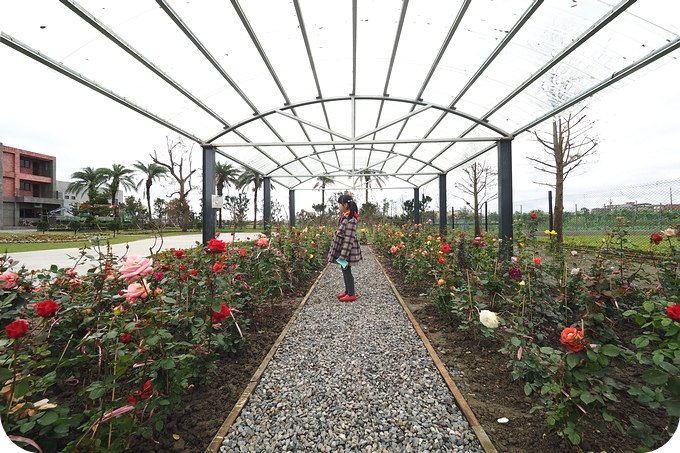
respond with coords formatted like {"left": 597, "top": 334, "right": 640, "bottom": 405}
{"left": 328, "top": 194, "right": 363, "bottom": 302}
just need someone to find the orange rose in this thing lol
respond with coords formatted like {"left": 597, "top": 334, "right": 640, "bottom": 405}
{"left": 560, "top": 327, "right": 587, "bottom": 352}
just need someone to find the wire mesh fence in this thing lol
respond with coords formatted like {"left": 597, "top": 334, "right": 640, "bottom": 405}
{"left": 515, "top": 179, "right": 680, "bottom": 249}
{"left": 419, "top": 179, "right": 680, "bottom": 250}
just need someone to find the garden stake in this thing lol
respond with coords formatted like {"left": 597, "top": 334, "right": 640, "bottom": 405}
{"left": 109, "top": 355, "right": 117, "bottom": 450}
{"left": 564, "top": 261, "right": 569, "bottom": 321}
{"left": 5, "top": 340, "right": 19, "bottom": 426}
{"left": 44, "top": 333, "right": 74, "bottom": 395}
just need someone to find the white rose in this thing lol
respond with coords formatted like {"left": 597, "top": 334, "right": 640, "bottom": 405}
{"left": 479, "top": 310, "right": 500, "bottom": 329}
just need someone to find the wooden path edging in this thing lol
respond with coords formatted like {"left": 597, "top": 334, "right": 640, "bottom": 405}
{"left": 204, "top": 266, "right": 330, "bottom": 453}
{"left": 375, "top": 255, "right": 499, "bottom": 453}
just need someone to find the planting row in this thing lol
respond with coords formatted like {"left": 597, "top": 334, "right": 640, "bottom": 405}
{"left": 373, "top": 217, "right": 680, "bottom": 451}
{"left": 0, "top": 228, "right": 332, "bottom": 452}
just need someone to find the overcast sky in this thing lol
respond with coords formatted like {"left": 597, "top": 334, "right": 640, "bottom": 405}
{"left": 1, "top": 4, "right": 679, "bottom": 218}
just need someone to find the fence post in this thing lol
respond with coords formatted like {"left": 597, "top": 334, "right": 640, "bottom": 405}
{"left": 548, "top": 191, "right": 554, "bottom": 231}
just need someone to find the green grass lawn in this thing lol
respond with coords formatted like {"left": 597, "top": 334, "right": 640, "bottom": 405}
{"left": 0, "top": 230, "right": 199, "bottom": 253}
{"left": 0, "top": 227, "right": 266, "bottom": 253}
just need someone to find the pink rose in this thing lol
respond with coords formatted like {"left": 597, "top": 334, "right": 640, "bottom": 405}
{"left": 119, "top": 255, "right": 154, "bottom": 282}
{"left": 125, "top": 280, "right": 151, "bottom": 303}
{"left": 0, "top": 271, "right": 19, "bottom": 289}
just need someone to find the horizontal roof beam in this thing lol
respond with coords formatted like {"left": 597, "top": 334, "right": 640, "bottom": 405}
{"left": 212, "top": 137, "right": 506, "bottom": 147}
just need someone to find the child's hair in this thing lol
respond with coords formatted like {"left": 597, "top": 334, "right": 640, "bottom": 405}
{"left": 338, "top": 194, "right": 358, "bottom": 218}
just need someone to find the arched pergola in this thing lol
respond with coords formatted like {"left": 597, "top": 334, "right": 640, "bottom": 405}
{"left": 3, "top": 0, "right": 678, "bottom": 254}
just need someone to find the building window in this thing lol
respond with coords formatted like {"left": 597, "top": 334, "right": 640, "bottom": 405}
{"left": 20, "top": 159, "right": 31, "bottom": 168}
{"left": 20, "top": 182, "right": 31, "bottom": 191}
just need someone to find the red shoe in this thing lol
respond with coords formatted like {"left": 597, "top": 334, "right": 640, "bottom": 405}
{"left": 336, "top": 292, "right": 347, "bottom": 299}
{"left": 339, "top": 294, "right": 357, "bottom": 302}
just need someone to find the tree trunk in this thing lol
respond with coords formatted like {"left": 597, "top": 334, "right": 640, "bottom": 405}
{"left": 181, "top": 197, "right": 190, "bottom": 232}
{"left": 473, "top": 191, "right": 481, "bottom": 236}
{"left": 146, "top": 180, "right": 153, "bottom": 222}
{"left": 553, "top": 119, "right": 564, "bottom": 243}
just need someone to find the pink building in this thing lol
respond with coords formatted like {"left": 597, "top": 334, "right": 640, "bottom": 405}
{"left": 1, "top": 142, "right": 60, "bottom": 226}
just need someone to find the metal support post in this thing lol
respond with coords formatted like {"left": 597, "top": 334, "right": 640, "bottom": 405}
{"left": 263, "top": 177, "right": 271, "bottom": 234}
{"left": 439, "top": 173, "right": 447, "bottom": 235}
{"left": 289, "top": 189, "right": 296, "bottom": 228}
{"left": 497, "top": 139, "right": 513, "bottom": 259}
{"left": 414, "top": 188, "right": 420, "bottom": 225}
{"left": 202, "top": 145, "right": 216, "bottom": 245}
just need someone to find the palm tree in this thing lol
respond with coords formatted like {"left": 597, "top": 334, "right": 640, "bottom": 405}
{"left": 236, "top": 168, "right": 274, "bottom": 229}
{"left": 133, "top": 161, "right": 169, "bottom": 221}
{"left": 102, "top": 164, "right": 138, "bottom": 207}
{"left": 215, "top": 162, "right": 240, "bottom": 228}
{"left": 66, "top": 166, "right": 107, "bottom": 200}
{"left": 312, "top": 175, "right": 336, "bottom": 208}
{"left": 354, "top": 169, "right": 388, "bottom": 204}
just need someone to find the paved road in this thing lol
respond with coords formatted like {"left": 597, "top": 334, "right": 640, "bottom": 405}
{"left": 4, "top": 233, "right": 258, "bottom": 273}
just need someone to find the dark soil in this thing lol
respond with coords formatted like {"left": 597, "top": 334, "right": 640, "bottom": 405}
{"left": 128, "top": 283, "right": 315, "bottom": 453}
{"left": 129, "top": 250, "right": 674, "bottom": 453}
{"left": 379, "top": 257, "right": 675, "bottom": 453}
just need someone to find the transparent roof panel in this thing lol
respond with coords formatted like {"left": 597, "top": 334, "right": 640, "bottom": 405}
{"left": 2, "top": 0, "right": 678, "bottom": 191}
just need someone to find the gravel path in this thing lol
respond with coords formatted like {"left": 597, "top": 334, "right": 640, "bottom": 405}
{"left": 220, "top": 246, "right": 485, "bottom": 453}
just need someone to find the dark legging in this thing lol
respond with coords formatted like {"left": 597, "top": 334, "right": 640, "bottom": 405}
{"left": 341, "top": 265, "right": 355, "bottom": 296}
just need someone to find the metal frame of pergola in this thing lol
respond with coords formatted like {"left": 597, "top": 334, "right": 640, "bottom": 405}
{"left": 2, "top": 0, "right": 679, "bottom": 252}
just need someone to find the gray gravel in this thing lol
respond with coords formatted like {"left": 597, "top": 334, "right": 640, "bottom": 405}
{"left": 220, "top": 246, "right": 484, "bottom": 453}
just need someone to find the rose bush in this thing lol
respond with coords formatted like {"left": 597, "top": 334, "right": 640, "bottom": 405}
{"left": 0, "top": 226, "right": 331, "bottom": 452}
{"left": 375, "top": 220, "right": 679, "bottom": 449}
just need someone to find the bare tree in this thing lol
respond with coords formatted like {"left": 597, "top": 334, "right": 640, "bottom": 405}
{"left": 150, "top": 137, "right": 197, "bottom": 232}
{"left": 529, "top": 109, "right": 598, "bottom": 243}
{"left": 454, "top": 160, "right": 497, "bottom": 236}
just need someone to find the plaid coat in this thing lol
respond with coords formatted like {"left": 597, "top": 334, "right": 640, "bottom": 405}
{"left": 327, "top": 214, "right": 363, "bottom": 264}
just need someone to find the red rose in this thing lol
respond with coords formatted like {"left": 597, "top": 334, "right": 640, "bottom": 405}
{"left": 667, "top": 304, "right": 680, "bottom": 322}
{"left": 238, "top": 249, "right": 247, "bottom": 257}
{"left": 213, "top": 262, "right": 225, "bottom": 273}
{"left": 6, "top": 319, "right": 29, "bottom": 339}
{"left": 207, "top": 238, "right": 226, "bottom": 254}
{"left": 650, "top": 234, "right": 663, "bottom": 245}
{"left": 440, "top": 244, "right": 452, "bottom": 254}
{"left": 508, "top": 266, "right": 522, "bottom": 281}
{"left": 560, "top": 327, "right": 588, "bottom": 352}
{"left": 212, "top": 304, "right": 231, "bottom": 323}
{"left": 530, "top": 213, "right": 538, "bottom": 219}
{"left": 128, "top": 380, "right": 153, "bottom": 404}
{"left": 533, "top": 256, "right": 542, "bottom": 265}
{"left": 174, "top": 250, "right": 185, "bottom": 258}
{"left": 120, "top": 333, "right": 133, "bottom": 343}
{"left": 34, "top": 300, "right": 60, "bottom": 318}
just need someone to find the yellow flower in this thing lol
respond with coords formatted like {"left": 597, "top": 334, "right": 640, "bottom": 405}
{"left": 519, "top": 242, "right": 524, "bottom": 247}
{"left": 601, "top": 238, "right": 606, "bottom": 243}
{"left": 519, "top": 280, "right": 526, "bottom": 286}
{"left": 309, "top": 254, "right": 314, "bottom": 259}
{"left": 315, "top": 233, "right": 320, "bottom": 237}
{"left": 544, "top": 230, "right": 551, "bottom": 235}
{"left": 550, "top": 230, "right": 557, "bottom": 236}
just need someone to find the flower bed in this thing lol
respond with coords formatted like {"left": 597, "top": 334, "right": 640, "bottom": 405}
{"left": 373, "top": 218, "right": 680, "bottom": 451}
{"left": 0, "top": 227, "right": 331, "bottom": 452}
{"left": 0, "top": 233, "right": 100, "bottom": 244}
